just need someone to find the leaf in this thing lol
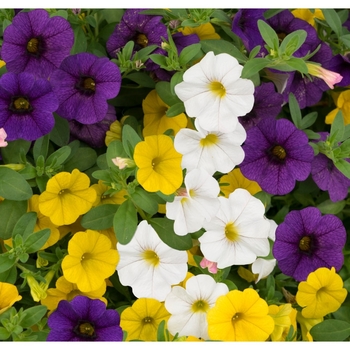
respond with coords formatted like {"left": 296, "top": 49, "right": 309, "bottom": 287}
{"left": 21, "top": 305, "right": 48, "bottom": 328}
{"left": 122, "top": 124, "right": 142, "bottom": 159}
{"left": 300, "top": 112, "right": 318, "bottom": 130}
{"left": 0, "top": 200, "right": 28, "bottom": 240}
{"left": 310, "top": 319, "right": 350, "bottom": 341}
{"left": 257, "top": 20, "right": 279, "bottom": 50}
{"left": 288, "top": 93, "right": 302, "bottom": 129}
{"left": 165, "top": 102, "right": 185, "bottom": 117}
{"left": 330, "top": 110, "right": 345, "bottom": 144}
{"left": 12, "top": 212, "right": 37, "bottom": 241}
{"left": 113, "top": 199, "right": 138, "bottom": 244}
{"left": 130, "top": 187, "right": 158, "bottom": 215}
{"left": 33, "top": 134, "right": 50, "bottom": 163}
{"left": 70, "top": 25, "right": 87, "bottom": 54}
{"left": 99, "top": 9, "right": 124, "bottom": 24}
{"left": 156, "top": 81, "right": 180, "bottom": 106}
{"left": 125, "top": 72, "right": 156, "bottom": 88}
{"left": 241, "top": 57, "right": 271, "bottom": 79}
{"left": 0, "top": 254, "right": 16, "bottom": 274}
{"left": 179, "top": 43, "right": 202, "bottom": 66}
{"left": 335, "top": 159, "right": 350, "bottom": 179}
{"left": 106, "top": 140, "right": 128, "bottom": 168}
{"left": 24, "top": 229, "right": 51, "bottom": 254}
{"left": 149, "top": 217, "right": 192, "bottom": 250}
{"left": 323, "top": 9, "right": 343, "bottom": 38}
{"left": 1, "top": 139, "right": 31, "bottom": 164}
{"left": 46, "top": 146, "right": 72, "bottom": 168}
{"left": 63, "top": 147, "right": 97, "bottom": 172}
{"left": 317, "top": 199, "right": 346, "bottom": 215}
{"left": 49, "top": 114, "right": 70, "bottom": 146}
{"left": 279, "top": 30, "right": 307, "bottom": 57}
{"left": 81, "top": 204, "right": 119, "bottom": 230}
{"left": 0, "top": 167, "right": 32, "bottom": 201}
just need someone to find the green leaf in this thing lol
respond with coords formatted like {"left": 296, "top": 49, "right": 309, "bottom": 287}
{"left": 170, "top": 71, "right": 184, "bottom": 95}
{"left": 33, "top": 134, "right": 50, "bottom": 163}
{"left": 300, "top": 112, "right": 318, "bottom": 130}
{"left": 310, "top": 319, "right": 350, "bottom": 341}
{"left": 330, "top": 110, "right": 345, "bottom": 144}
{"left": 279, "top": 30, "right": 307, "bottom": 57}
{"left": 179, "top": 43, "right": 201, "bottom": 66}
{"left": 149, "top": 217, "right": 192, "bottom": 250}
{"left": 70, "top": 25, "right": 87, "bottom": 54}
{"left": 323, "top": 9, "right": 343, "bottom": 38}
{"left": 283, "top": 57, "right": 308, "bottom": 74}
{"left": 149, "top": 54, "right": 168, "bottom": 68}
{"left": 81, "top": 204, "right": 119, "bottom": 230}
{"left": 241, "top": 57, "right": 271, "bottom": 79}
{"left": 0, "top": 167, "right": 32, "bottom": 201}
{"left": 340, "top": 34, "right": 350, "bottom": 48}
{"left": 21, "top": 305, "right": 48, "bottom": 328}
{"left": 335, "top": 159, "right": 350, "bottom": 179}
{"left": 122, "top": 124, "right": 142, "bottom": 159}
{"left": 317, "top": 199, "right": 346, "bottom": 215}
{"left": 125, "top": 72, "right": 156, "bottom": 88}
{"left": 24, "top": 229, "right": 50, "bottom": 253}
{"left": 0, "top": 253, "right": 16, "bottom": 274}
{"left": 114, "top": 199, "right": 138, "bottom": 244}
{"left": 288, "top": 93, "right": 302, "bottom": 129}
{"left": 130, "top": 187, "right": 158, "bottom": 215}
{"left": 165, "top": 102, "right": 185, "bottom": 117}
{"left": 133, "top": 44, "right": 158, "bottom": 61}
{"left": 0, "top": 327, "right": 10, "bottom": 340}
{"left": 0, "top": 199, "right": 28, "bottom": 239}
{"left": 1, "top": 139, "right": 31, "bottom": 163}
{"left": 12, "top": 212, "right": 37, "bottom": 240}
{"left": 49, "top": 114, "right": 70, "bottom": 146}
{"left": 156, "top": 81, "right": 180, "bottom": 106}
{"left": 63, "top": 147, "right": 97, "bottom": 172}
{"left": 0, "top": 265, "right": 17, "bottom": 284}
{"left": 99, "top": 9, "right": 124, "bottom": 23}
{"left": 46, "top": 145, "right": 72, "bottom": 168}
{"left": 257, "top": 20, "right": 279, "bottom": 51}
{"left": 106, "top": 140, "right": 128, "bottom": 168}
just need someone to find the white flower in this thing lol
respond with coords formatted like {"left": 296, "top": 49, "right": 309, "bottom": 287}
{"left": 116, "top": 220, "right": 188, "bottom": 301}
{"left": 252, "top": 258, "right": 277, "bottom": 283}
{"left": 166, "top": 169, "right": 220, "bottom": 236}
{"left": 174, "top": 118, "right": 246, "bottom": 175}
{"left": 174, "top": 51, "right": 254, "bottom": 133}
{"left": 198, "top": 188, "right": 270, "bottom": 268}
{"left": 165, "top": 274, "right": 228, "bottom": 339}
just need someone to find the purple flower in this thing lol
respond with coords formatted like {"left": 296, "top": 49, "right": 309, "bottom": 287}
{"left": 69, "top": 104, "right": 117, "bottom": 148}
{"left": 50, "top": 53, "right": 121, "bottom": 124}
{"left": 238, "top": 82, "right": 283, "bottom": 131}
{"left": 0, "top": 72, "right": 58, "bottom": 141}
{"left": 272, "top": 207, "right": 346, "bottom": 281}
{"left": 311, "top": 132, "right": 350, "bottom": 202}
{"left": 1, "top": 9, "right": 74, "bottom": 79}
{"left": 240, "top": 118, "right": 314, "bottom": 195}
{"left": 172, "top": 32, "right": 200, "bottom": 55}
{"left": 327, "top": 53, "right": 350, "bottom": 87}
{"left": 47, "top": 296, "right": 123, "bottom": 341}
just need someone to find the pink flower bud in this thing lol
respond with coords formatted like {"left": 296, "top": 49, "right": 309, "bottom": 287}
{"left": 306, "top": 63, "right": 343, "bottom": 89}
{"left": 200, "top": 257, "right": 218, "bottom": 274}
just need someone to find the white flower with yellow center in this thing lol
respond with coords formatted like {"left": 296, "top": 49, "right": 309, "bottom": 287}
{"left": 174, "top": 51, "right": 254, "bottom": 133}
{"left": 166, "top": 169, "right": 220, "bottom": 236}
{"left": 165, "top": 274, "right": 228, "bottom": 339}
{"left": 174, "top": 118, "right": 246, "bottom": 175}
{"left": 116, "top": 220, "right": 188, "bottom": 301}
{"left": 198, "top": 188, "right": 270, "bottom": 268}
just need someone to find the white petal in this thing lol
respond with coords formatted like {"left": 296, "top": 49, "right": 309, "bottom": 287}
{"left": 252, "top": 258, "right": 277, "bottom": 283}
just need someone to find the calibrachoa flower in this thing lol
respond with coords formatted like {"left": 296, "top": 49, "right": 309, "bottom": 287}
{"left": 116, "top": 220, "right": 188, "bottom": 301}
{"left": 207, "top": 288, "right": 274, "bottom": 341}
{"left": 325, "top": 90, "right": 350, "bottom": 125}
{"left": 175, "top": 51, "right": 254, "bottom": 133}
{"left": 91, "top": 180, "right": 127, "bottom": 206}
{"left": 62, "top": 230, "right": 119, "bottom": 292}
{"left": 296, "top": 311, "right": 323, "bottom": 341}
{"left": 240, "top": 118, "right": 314, "bottom": 195}
{"left": 1, "top": 9, "right": 74, "bottom": 79}
{"left": 134, "top": 134, "right": 183, "bottom": 195}
{"left": 174, "top": 118, "right": 246, "bottom": 175}
{"left": 0, "top": 128, "right": 7, "bottom": 147}
{"left": 292, "top": 8, "right": 325, "bottom": 28}
{"left": 50, "top": 52, "right": 121, "bottom": 124}
{"left": 268, "top": 304, "right": 297, "bottom": 341}
{"left": 198, "top": 188, "right": 271, "bottom": 268}
{"left": 39, "top": 169, "right": 97, "bottom": 226}
{"left": 272, "top": 207, "right": 346, "bottom": 281}
{"left": 296, "top": 267, "right": 347, "bottom": 319}
{"left": 0, "top": 282, "right": 22, "bottom": 315}
{"left": 178, "top": 22, "right": 220, "bottom": 40}
{"left": 0, "top": 72, "right": 58, "bottom": 141}
{"left": 47, "top": 296, "right": 123, "bottom": 341}
{"left": 165, "top": 274, "right": 229, "bottom": 340}
{"left": 120, "top": 298, "right": 170, "bottom": 341}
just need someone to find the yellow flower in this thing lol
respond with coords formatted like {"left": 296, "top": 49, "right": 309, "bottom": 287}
{"left": 61, "top": 229, "right": 119, "bottom": 292}
{"left": 207, "top": 288, "right": 274, "bottom": 341}
{"left": 292, "top": 9, "right": 324, "bottom": 28}
{"left": 120, "top": 298, "right": 170, "bottom": 341}
{"left": 99, "top": 227, "right": 118, "bottom": 249}
{"left": 142, "top": 90, "right": 188, "bottom": 137}
{"left": 105, "top": 119, "right": 122, "bottom": 146}
{"left": 91, "top": 180, "right": 127, "bottom": 206}
{"left": 296, "top": 311, "right": 323, "bottom": 341}
{"left": 268, "top": 304, "right": 297, "bottom": 341}
{"left": 134, "top": 134, "right": 183, "bottom": 195}
{"left": 325, "top": 89, "right": 350, "bottom": 125}
{"left": 41, "top": 276, "right": 107, "bottom": 312}
{"left": 296, "top": 267, "right": 347, "bottom": 319}
{"left": 38, "top": 169, "right": 97, "bottom": 226}
{"left": 178, "top": 23, "right": 220, "bottom": 40}
{"left": 0, "top": 60, "right": 5, "bottom": 69}
{"left": 0, "top": 282, "right": 22, "bottom": 314}
{"left": 26, "top": 270, "right": 55, "bottom": 302}
{"left": 219, "top": 168, "right": 262, "bottom": 197}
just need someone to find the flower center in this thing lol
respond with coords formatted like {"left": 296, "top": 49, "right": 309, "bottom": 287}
{"left": 75, "top": 76, "right": 96, "bottom": 96}
{"left": 209, "top": 81, "right": 226, "bottom": 98}
{"left": 26, "top": 37, "right": 43, "bottom": 56}
{"left": 142, "top": 316, "right": 154, "bottom": 324}
{"left": 58, "top": 189, "right": 71, "bottom": 196}
{"left": 151, "top": 157, "right": 161, "bottom": 171}
{"left": 9, "top": 96, "right": 33, "bottom": 114}
{"left": 225, "top": 222, "right": 239, "bottom": 242}
{"left": 74, "top": 320, "right": 96, "bottom": 339}
{"left": 271, "top": 145, "right": 287, "bottom": 160}
{"left": 143, "top": 250, "right": 160, "bottom": 266}
{"left": 200, "top": 133, "right": 218, "bottom": 147}
{"left": 134, "top": 32, "right": 149, "bottom": 49}
{"left": 299, "top": 236, "right": 312, "bottom": 253}
{"left": 231, "top": 313, "right": 241, "bottom": 324}
{"left": 81, "top": 252, "right": 93, "bottom": 261}
{"left": 191, "top": 299, "right": 210, "bottom": 313}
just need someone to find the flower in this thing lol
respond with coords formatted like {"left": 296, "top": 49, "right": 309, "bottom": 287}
{"left": 296, "top": 311, "right": 323, "bottom": 341}
{"left": 200, "top": 258, "right": 218, "bottom": 274}
{"left": 1, "top": 9, "right": 74, "bottom": 79}
{"left": 111, "top": 157, "right": 135, "bottom": 170}
{"left": 240, "top": 118, "right": 314, "bottom": 195}
{"left": 325, "top": 89, "right": 350, "bottom": 125}
{"left": 292, "top": 8, "right": 325, "bottom": 28}
{"left": 116, "top": 220, "right": 188, "bottom": 301}
{"left": 296, "top": 267, "right": 347, "bottom": 319}
{"left": 50, "top": 52, "right": 121, "bottom": 124}
{"left": 198, "top": 188, "right": 271, "bottom": 268}
{"left": 0, "top": 282, "right": 22, "bottom": 315}
{"left": 38, "top": 169, "right": 97, "bottom": 226}
{"left": 0, "top": 72, "right": 58, "bottom": 141}
{"left": 120, "top": 298, "right": 170, "bottom": 341}
{"left": 0, "top": 128, "right": 7, "bottom": 147}
{"left": 41, "top": 276, "right": 107, "bottom": 313}
{"left": 178, "top": 23, "right": 220, "bottom": 40}
{"left": 174, "top": 118, "right": 246, "bottom": 175}
{"left": 105, "top": 119, "right": 122, "bottom": 146}
{"left": 165, "top": 169, "right": 220, "bottom": 236}
{"left": 91, "top": 180, "right": 127, "bottom": 206}
{"left": 47, "top": 295, "right": 123, "bottom": 341}
{"left": 142, "top": 89, "right": 187, "bottom": 137}
{"left": 207, "top": 288, "right": 274, "bottom": 341}
{"left": 133, "top": 134, "right": 183, "bottom": 195}
{"left": 306, "top": 63, "right": 343, "bottom": 89}
{"left": 252, "top": 258, "right": 277, "bottom": 283}
{"left": 272, "top": 207, "right": 346, "bottom": 281}
{"left": 26, "top": 270, "right": 55, "bottom": 302}
{"left": 165, "top": 274, "right": 228, "bottom": 339}
{"left": 174, "top": 51, "right": 254, "bottom": 133}
{"left": 62, "top": 230, "right": 119, "bottom": 292}
{"left": 268, "top": 304, "right": 297, "bottom": 341}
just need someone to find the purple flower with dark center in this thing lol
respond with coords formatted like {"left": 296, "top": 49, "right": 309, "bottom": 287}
{"left": 50, "top": 53, "right": 121, "bottom": 124}
{"left": 272, "top": 207, "right": 346, "bottom": 281}
{"left": 240, "top": 118, "right": 314, "bottom": 195}
{"left": 69, "top": 104, "right": 117, "bottom": 148}
{"left": 1, "top": 9, "right": 74, "bottom": 79}
{"left": 238, "top": 82, "right": 283, "bottom": 131}
{"left": 311, "top": 132, "right": 350, "bottom": 202}
{"left": 47, "top": 295, "right": 123, "bottom": 341}
{"left": 0, "top": 72, "right": 58, "bottom": 141}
